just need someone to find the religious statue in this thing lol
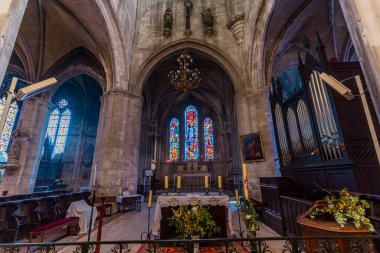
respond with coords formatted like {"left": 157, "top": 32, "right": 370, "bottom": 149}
{"left": 6, "top": 128, "right": 32, "bottom": 170}
{"left": 201, "top": 8, "right": 214, "bottom": 37}
{"left": 42, "top": 136, "right": 53, "bottom": 161}
{"left": 163, "top": 8, "right": 173, "bottom": 39}
{"left": 184, "top": 0, "right": 193, "bottom": 37}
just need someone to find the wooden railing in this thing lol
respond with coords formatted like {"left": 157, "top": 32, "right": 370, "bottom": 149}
{"left": 280, "top": 196, "right": 313, "bottom": 236}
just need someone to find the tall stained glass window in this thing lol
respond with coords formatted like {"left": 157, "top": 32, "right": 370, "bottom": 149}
{"left": 45, "top": 99, "right": 71, "bottom": 158}
{"left": 169, "top": 118, "right": 180, "bottom": 160}
{"left": 0, "top": 97, "right": 19, "bottom": 152}
{"left": 184, "top": 105, "right": 198, "bottom": 160}
{"left": 203, "top": 117, "right": 214, "bottom": 159}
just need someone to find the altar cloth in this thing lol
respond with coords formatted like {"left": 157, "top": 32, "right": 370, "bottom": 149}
{"left": 152, "top": 193, "right": 234, "bottom": 237}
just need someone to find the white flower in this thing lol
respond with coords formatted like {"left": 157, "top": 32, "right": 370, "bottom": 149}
{"left": 245, "top": 215, "right": 252, "bottom": 219}
{"left": 192, "top": 206, "right": 198, "bottom": 211}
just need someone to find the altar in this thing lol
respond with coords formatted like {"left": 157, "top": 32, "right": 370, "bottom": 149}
{"left": 152, "top": 193, "right": 234, "bottom": 239}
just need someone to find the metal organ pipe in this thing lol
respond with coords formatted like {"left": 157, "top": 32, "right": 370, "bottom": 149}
{"left": 287, "top": 109, "right": 302, "bottom": 154}
{"left": 275, "top": 104, "right": 291, "bottom": 165}
{"left": 309, "top": 71, "right": 342, "bottom": 160}
{"left": 297, "top": 100, "right": 315, "bottom": 152}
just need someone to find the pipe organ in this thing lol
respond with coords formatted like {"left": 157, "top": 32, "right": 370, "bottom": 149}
{"left": 269, "top": 34, "right": 380, "bottom": 194}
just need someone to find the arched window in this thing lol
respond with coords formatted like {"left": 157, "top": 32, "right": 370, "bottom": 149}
{"left": 45, "top": 99, "right": 71, "bottom": 158}
{"left": 169, "top": 118, "right": 180, "bottom": 160}
{"left": 0, "top": 98, "right": 19, "bottom": 152}
{"left": 203, "top": 117, "right": 214, "bottom": 159}
{"left": 184, "top": 105, "right": 198, "bottom": 160}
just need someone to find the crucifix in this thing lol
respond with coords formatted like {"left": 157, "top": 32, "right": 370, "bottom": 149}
{"left": 184, "top": 0, "right": 193, "bottom": 37}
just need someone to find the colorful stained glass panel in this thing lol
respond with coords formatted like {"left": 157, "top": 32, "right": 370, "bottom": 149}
{"left": 169, "top": 118, "right": 180, "bottom": 160}
{"left": 203, "top": 117, "right": 214, "bottom": 159}
{"left": 184, "top": 105, "right": 198, "bottom": 160}
{"left": 0, "top": 98, "right": 19, "bottom": 152}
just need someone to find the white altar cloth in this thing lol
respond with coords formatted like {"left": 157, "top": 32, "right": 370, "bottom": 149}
{"left": 66, "top": 200, "right": 97, "bottom": 234}
{"left": 152, "top": 193, "right": 234, "bottom": 237}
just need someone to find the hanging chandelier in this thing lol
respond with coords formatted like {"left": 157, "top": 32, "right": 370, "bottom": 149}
{"left": 168, "top": 50, "right": 201, "bottom": 92}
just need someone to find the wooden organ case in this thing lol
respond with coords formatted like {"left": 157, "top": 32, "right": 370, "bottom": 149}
{"left": 269, "top": 35, "right": 380, "bottom": 195}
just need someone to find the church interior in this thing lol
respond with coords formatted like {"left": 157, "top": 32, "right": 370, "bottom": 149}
{"left": 0, "top": 0, "right": 380, "bottom": 252}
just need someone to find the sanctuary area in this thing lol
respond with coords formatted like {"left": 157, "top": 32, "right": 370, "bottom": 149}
{"left": 0, "top": 0, "right": 379, "bottom": 252}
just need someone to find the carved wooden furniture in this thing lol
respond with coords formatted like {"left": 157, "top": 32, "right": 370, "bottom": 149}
{"left": 29, "top": 216, "right": 79, "bottom": 243}
{"left": 95, "top": 195, "right": 116, "bottom": 217}
{"left": 0, "top": 202, "right": 18, "bottom": 242}
{"left": 297, "top": 214, "right": 375, "bottom": 252}
{"left": 11, "top": 199, "right": 39, "bottom": 241}
{"left": 269, "top": 34, "right": 380, "bottom": 195}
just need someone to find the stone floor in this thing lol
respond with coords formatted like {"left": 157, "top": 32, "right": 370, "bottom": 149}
{"left": 54, "top": 200, "right": 286, "bottom": 253}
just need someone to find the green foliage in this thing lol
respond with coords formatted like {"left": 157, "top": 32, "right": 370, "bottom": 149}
{"left": 240, "top": 199, "right": 260, "bottom": 237}
{"left": 309, "top": 188, "right": 374, "bottom": 231}
{"left": 168, "top": 205, "right": 220, "bottom": 239}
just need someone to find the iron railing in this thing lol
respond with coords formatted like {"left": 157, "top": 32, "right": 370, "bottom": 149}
{"left": 0, "top": 235, "right": 379, "bottom": 253}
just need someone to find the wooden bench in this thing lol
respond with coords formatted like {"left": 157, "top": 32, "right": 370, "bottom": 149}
{"left": 29, "top": 216, "right": 79, "bottom": 243}
{"left": 117, "top": 196, "right": 141, "bottom": 214}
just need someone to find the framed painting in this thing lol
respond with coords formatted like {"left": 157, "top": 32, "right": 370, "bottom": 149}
{"left": 240, "top": 132, "right": 264, "bottom": 162}
{"left": 82, "top": 170, "right": 90, "bottom": 180}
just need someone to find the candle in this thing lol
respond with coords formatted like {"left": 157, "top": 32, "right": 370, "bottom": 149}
{"left": 164, "top": 176, "right": 169, "bottom": 189}
{"left": 92, "top": 164, "right": 97, "bottom": 186}
{"left": 205, "top": 176, "right": 209, "bottom": 188}
{"left": 218, "top": 176, "right": 222, "bottom": 189}
{"left": 243, "top": 163, "right": 249, "bottom": 199}
{"left": 235, "top": 189, "right": 239, "bottom": 206}
{"left": 177, "top": 176, "right": 181, "bottom": 189}
{"left": 148, "top": 190, "right": 152, "bottom": 208}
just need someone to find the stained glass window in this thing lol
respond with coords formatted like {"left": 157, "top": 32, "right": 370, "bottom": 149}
{"left": 184, "top": 105, "right": 198, "bottom": 160}
{"left": 169, "top": 118, "right": 180, "bottom": 160}
{"left": 203, "top": 117, "right": 214, "bottom": 159}
{"left": 0, "top": 97, "right": 19, "bottom": 152}
{"left": 45, "top": 99, "right": 71, "bottom": 158}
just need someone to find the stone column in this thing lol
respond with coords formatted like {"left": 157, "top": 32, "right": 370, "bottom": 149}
{"left": 339, "top": 0, "right": 380, "bottom": 121}
{"left": 92, "top": 90, "right": 143, "bottom": 195}
{"left": 235, "top": 88, "right": 277, "bottom": 200}
{"left": 0, "top": 97, "right": 51, "bottom": 195}
{"left": 0, "top": 0, "right": 28, "bottom": 83}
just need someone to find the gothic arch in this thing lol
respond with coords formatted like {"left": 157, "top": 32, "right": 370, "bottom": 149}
{"left": 133, "top": 39, "right": 244, "bottom": 95}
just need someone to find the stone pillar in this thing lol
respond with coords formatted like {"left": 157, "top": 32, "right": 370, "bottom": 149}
{"left": 339, "top": 0, "right": 380, "bottom": 122}
{"left": 235, "top": 88, "right": 277, "bottom": 200}
{"left": 92, "top": 90, "right": 143, "bottom": 195}
{"left": 0, "top": 97, "right": 51, "bottom": 195}
{"left": 0, "top": 0, "right": 28, "bottom": 83}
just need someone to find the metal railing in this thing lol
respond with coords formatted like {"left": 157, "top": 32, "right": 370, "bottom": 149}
{"left": 0, "top": 235, "right": 379, "bottom": 253}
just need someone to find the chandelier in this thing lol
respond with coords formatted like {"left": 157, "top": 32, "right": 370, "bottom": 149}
{"left": 168, "top": 50, "right": 201, "bottom": 92}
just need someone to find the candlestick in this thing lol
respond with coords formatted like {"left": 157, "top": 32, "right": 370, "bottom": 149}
{"left": 148, "top": 190, "right": 152, "bottom": 208}
{"left": 205, "top": 176, "right": 209, "bottom": 188}
{"left": 92, "top": 164, "right": 97, "bottom": 187}
{"left": 235, "top": 189, "right": 239, "bottom": 207}
{"left": 164, "top": 176, "right": 169, "bottom": 189}
{"left": 177, "top": 176, "right": 181, "bottom": 189}
{"left": 243, "top": 163, "right": 249, "bottom": 199}
{"left": 218, "top": 176, "right": 222, "bottom": 189}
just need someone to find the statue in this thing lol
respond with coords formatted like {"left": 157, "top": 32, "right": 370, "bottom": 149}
{"left": 201, "top": 8, "right": 214, "bottom": 37}
{"left": 184, "top": 0, "right": 193, "bottom": 37}
{"left": 163, "top": 8, "right": 173, "bottom": 39}
{"left": 6, "top": 128, "right": 32, "bottom": 170}
{"left": 42, "top": 136, "right": 52, "bottom": 161}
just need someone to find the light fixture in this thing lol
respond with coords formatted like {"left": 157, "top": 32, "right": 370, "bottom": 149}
{"left": 319, "top": 72, "right": 380, "bottom": 165}
{"left": 168, "top": 50, "right": 201, "bottom": 92}
{"left": 0, "top": 77, "right": 58, "bottom": 138}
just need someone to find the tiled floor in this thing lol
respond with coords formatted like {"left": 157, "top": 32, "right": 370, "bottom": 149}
{"left": 55, "top": 200, "right": 285, "bottom": 253}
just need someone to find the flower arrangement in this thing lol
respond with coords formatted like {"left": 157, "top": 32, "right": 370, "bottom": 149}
{"left": 168, "top": 205, "right": 220, "bottom": 239}
{"left": 309, "top": 188, "right": 374, "bottom": 231}
{"left": 240, "top": 198, "right": 260, "bottom": 237}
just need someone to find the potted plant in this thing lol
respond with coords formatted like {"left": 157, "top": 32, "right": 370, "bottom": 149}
{"left": 240, "top": 198, "right": 260, "bottom": 237}
{"left": 168, "top": 205, "right": 220, "bottom": 239}
{"left": 308, "top": 188, "right": 374, "bottom": 231}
